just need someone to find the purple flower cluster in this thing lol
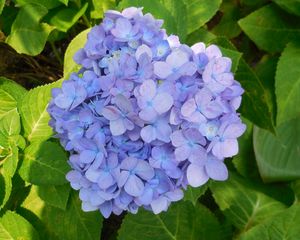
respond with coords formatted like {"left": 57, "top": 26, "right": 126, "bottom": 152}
{"left": 48, "top": 7, "right": 246, "bottom": 218}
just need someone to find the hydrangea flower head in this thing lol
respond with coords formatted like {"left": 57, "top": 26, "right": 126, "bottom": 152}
{"left": 48, "top": 7, "right": 246, "bottom": 218}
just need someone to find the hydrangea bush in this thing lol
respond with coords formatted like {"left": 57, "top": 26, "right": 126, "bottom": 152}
{"left": 48, "top": 7, "right": 246, "bottom": 218}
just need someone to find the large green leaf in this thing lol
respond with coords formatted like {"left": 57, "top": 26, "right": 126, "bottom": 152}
{"left": 273, "top": 0, "right": 300, "bottom": 16}
{"left": 37, "top": 184, "right": 71, "bottom": 210}
{"left": 90, "top": 0, "right": 115, "bottom": 19}
{"left": 20, "top": 187, "right": 102, "bottom": 240}
{"left": 0, "top": 170, "right": 12, "bottom": 209}
{"left": 209, "top": 37, "right": 274, "bottom": 132}
{"left": 253, "top": 118, "right": 300, "bottom": 182}
{"left": 19, "top": 141, "right": 69, "bottom": 185}
{"left": 63, "top": 28, "right": 90, "bottom": 78}
{"left": 0, "top": 89, "right": 17, "bottom": 119}
{"left": 118, "top": 201, "right": 222, "bottom": 240}
{"left": 275, "top": 42, "right": 300, "bottom": 125}
{"left": 240, "top": 204, "right": 300, "bottom": 240}
{"left": 0, "top": 77, "right": 27, "bottom": 103}
{"left": 183, "top": 185, "right": 208, "bottom": 206}
{"left": 119, "top": 0, "right": 186, "bottom": 39}
{"left": 183, "top": 0, "right": 222, "bottom": 35}
{"left": 238, "top": 4, "right": 300, "bottom": 53}
{"left": 6, "top": 3, "right": 54, "bottom": 56}
{"left": 0, "top": 210, "right": 39, "bottom": 240}
{"left": 48, "top": 3, "right": 88, "bottom": 32}
{"left": 15, "top": 0, "right": 63, "bottom": 9}
{"left": 0, "top": 0, "right": 5, "bottom": 18}
{"left": 232, "top": 118, "right": 260, "bottom": 179}
{"left": 212, "top": 0, "right": 241, "bottom": 39}
{"left": 20, "top": 80, "right": 61, "bottom": 142}
{"left": 210, "top": 173, "right": 286, "bottom": 232}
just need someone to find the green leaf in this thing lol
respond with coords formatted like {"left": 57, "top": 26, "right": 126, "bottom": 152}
{"left": 238, "top": 4, "right": 300, "bottom": 53}
{"left": 0, "top": 170, "right": 12, "bottom": 209}
{"left": 48, "top": 3, "right": 88, "bottom": 32}
{"left": 183, "top": 0, "right": 222, "bottom": 34}
{"left": 0, "top": 0, "right": 5, "bottom": 16}
{"left": 59, "top": 0, "right": 68, "bottom": 6}
{"left": 232, "top": 118, "right": 260, "bottom": 179}
{"left": 63, "top": 28, "right": 90, "bottom": 78}
{"left": 275, "top": 42, "right": 300, "bottom": 125}
{"left": 211, "top": 0, "right": 242, "bottom": 39}
{"left": 118, "top": 0, "right": 186, "bottom": 39}
{"left": 210, "top": 173, "right": 286, "bottom": 232}
{"left": 21, "top": 187, "right": 102, "bottom": 240}
{"left": 2, "top": 145, "right": 19, "bottom": 177}
{"left": 240, "top": 205, "right": 300, "bottom": 240}
{"left": 253, "top": 117, "right": 300, "bottom": 182}
{"left": 0, "top": 210, "right": 39, "bottom": 240}
{"left": 208, "top": 37, "right": 275, "bottom": 132}
{"left": 183, "top": 185, "right": 208, "bottom": 206}
{"left": 0, "top": 108, "right": 20, "bottom": 137}
{"left": 20, "top": 80, "right": 61, "bottom": 142}
{"left": 0, "top": 77, "right": 27, "bottom": 102}
{"left": 90, "top": 0, "right": 116, "bottom": 19}
{"left": 273, "top": 0, "right": 300, "bottom": 16}
{"left": 15, "top": 0, "right": 63, "bottom": 9}
{"left": 0, "top": 89, "right": 17, "bottom": 119}
{"left": 159, "top": 0, "right": 187, "bottom": 41}
{"left": 19, "top": 141, "right": 69, "bottom": 185}
{"left": 186, "top": 27, "right": 216, "bottom": 46}
{"left": 291, "top": 180, "right": 300, "bottom": 203}
{"left": 118, "top": 201, "right": 222, "bottom": 240}
{"left": 37, "top": 184, "right": 71, "bottom": 210}
{"left": 6, "top": 3, "right": 54, "bottom": 56}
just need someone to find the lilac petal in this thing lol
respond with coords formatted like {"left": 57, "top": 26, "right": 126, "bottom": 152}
{"left": 118, "top": 171, "right": 130, "bottom": 187}
{"left": 135, "top": 161, "right": 155, "bottom": 180}
{"left": 181, "top": 98, "right": 197, "bottom": 118}
{"left": 191, "top": 42, "right": 205, "bottom": 54}
{"left": 111, "top": 18, "right": 131, "bottom": 37}
{"left": 120, "top": 157, "right": 138, "bottom": 170}
{"left": 71, "top": 86, "right": 87, "bottom": 110}
{"left": 215, "top": 73, "right": 234, "bottom": 86}
{"left": 166, "top": 49, "right": 189, "bottom": 68}
{"left": 141, "top": 125, "right": 156, "bottom": 143}
{"left": 195, "top": 88, "right": 212, "bottom": 107}
{"left": 54, "top": 95, "right": 73, "bottom": 109}
{"left": 98, "top": 172, "right": 115, "bottom": 189}
{"left": 153, "top": 62, "right": 172, "bottom": 79}
{"left": 85, "top": 168, "right": 100, "bottom": 182}
{"left": 187, "top": 163, "right": 209, "bottom": 187}
{"left": 212, "top": 139, "right": 238, "bottom": 159}
{"left": 110, "top": 118, "right": 126, "bottom": 136}
{"left": 170, "top": 130, "right": 186, "bottom": 147}
{"left": 156, "top": 122, "right": 172, "bottom": 143}
{"left": 189, "top": 111, "right": 207, "bottom": 123}
{"left": 205, "top": 159, "right": 228, "bottom": 181}
{"left": 139, "top": 80, "right": 156, "bottom": 99}
{"left": 150, "top": 197, "right": 168, "bottom": 214}
{"left": 213, "top": 57, "right": 232, "bottom": 73}
{"left": 153, "top": 93, "right": 173, "bottom": 114}
{"left": 189, "top": 147, "right": 207, "bottom": 164}
{"left": 175, "top": 145, "right": 191, "bottom": 161}
{"left": 115, "top": 94, "right": 133, "bottom": 113}
{"left": 102, "top": 106, "right": 121, "bottom": 121}
{"left": 124, "top": 175, "right": 144, "bottom": 197}
{"left": 184, "top": 128, "right": 206, "bottom": 145}
{"left": 223, "top": 123, "right": 246, "bottom": 139}
{"left": 205, "top": 45, "right": 222, "bottom": 60}
{"left": 178, "top": 62, "right": 197, "bottom": 76}
{"left": 82, "top": 202, "right": 98, "bottom": 212}
{"left": 137, "top": 187, "right": 153, "bottom": 205}
{"left": 139, "top": 108, "right": 158, "bottom": 122}
{"left": 90, "top": 192, "right": 105, "bottom": 206}
{"left": 99, "top": 201, "right": 113, "bottom": 218}
{"left": 135, "top": 44, "right": 153, "bottom": 60}
{"left": 80, "top": 150, "right": 96, "bottom": 163}
{"left": 79, "top": 188, "right": 90, "bottom": 201}
{"left": 203, "top": 102, "right": 223, "bottom": 119}
{"left": 165, "top": 189, "right": 184, "bottom": 201}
